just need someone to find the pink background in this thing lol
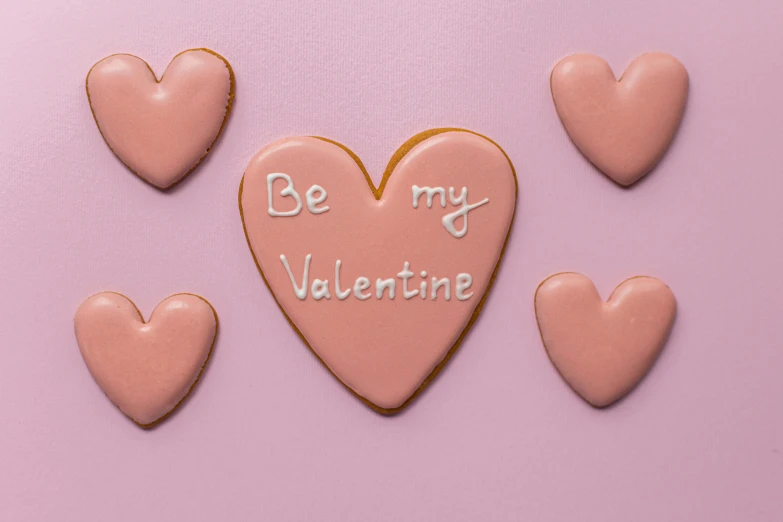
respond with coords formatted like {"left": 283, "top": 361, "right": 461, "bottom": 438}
{"left": 1, "top": 1, "right": 781, "bottom": 520}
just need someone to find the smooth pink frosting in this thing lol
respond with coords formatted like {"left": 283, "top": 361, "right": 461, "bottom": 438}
{"left": 86, "top": 49, "right": 233, "bottom": 189}
{"left": 74, "top": 292, "right": 217, "bottom": 426}
{"left": 535, "top": 273, "right": 676, "bottom": 407}
{"left": 240, "top": 131, "right": 517, "bottom": 411}
{"left": 551, "top": 52, "right": 688, "bottom": 186}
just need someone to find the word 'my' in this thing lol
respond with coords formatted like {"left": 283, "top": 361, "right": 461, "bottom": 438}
{"left": 412, "top": 185, "right": 489, "bottom": 238}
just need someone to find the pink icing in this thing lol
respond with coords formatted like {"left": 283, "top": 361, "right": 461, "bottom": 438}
{"left": 240, "top": 130, "right": 517, "bottom": 412}
{"left": 86, "top": 49, "right": 233, "bottom": 189}
{"left": 535, "top": 273, "right": 676, "bottom": 407}
{"left": 74, "top": 292, "right": 217, "bottom": 427}
{"left": 550, "top": 52, "right": 689, "bottom": 186}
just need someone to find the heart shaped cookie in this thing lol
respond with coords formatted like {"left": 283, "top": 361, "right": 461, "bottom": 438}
{"left": 550, "top": 53, "right": 688, "bottom": 186}
{"left": 240, "top": 129, "right": 517, "bottom": 413}
{"left": 86, "top": 49, "right": 234, "bottom": 189}
{"left": 74, "top": 292, "right": 218, "bottom": 427}
{"left": 535, "top": 273, "right": 676, "bottom": 407}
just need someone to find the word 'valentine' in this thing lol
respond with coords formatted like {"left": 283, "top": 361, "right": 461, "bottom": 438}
{"left": 280, "top": 256, "right": 473, "bottom": 302}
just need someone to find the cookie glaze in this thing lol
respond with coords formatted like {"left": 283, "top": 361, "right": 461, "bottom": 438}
{"left": 551, "top": 53, "right": 688, "bottom": 186}
{"left": 87, "top": 49, "right": 234, "bottom": 189}
{"left": 535, "top": 273, "right": 676, "bottom": 407}
{"left": 240, "top": 130, "right": 517, "bottom": 412}
{"left": 74, "top": 292, "right": 217, "bottom": 427}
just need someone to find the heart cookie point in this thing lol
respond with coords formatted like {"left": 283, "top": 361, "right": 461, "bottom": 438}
{"left": 74, "top": 292, "right": 218, "bottom": 427}
{"left": 86, "top": 49, "right": 234, "bottom": 189}
{"left": 240, "top": 129, "right": 517, "bottom": 413}
{"left": 535, "top": 273, "right": 676, "bottom": 408}
{"left": 551, "top": 52, "right": 688, "bottom": 186}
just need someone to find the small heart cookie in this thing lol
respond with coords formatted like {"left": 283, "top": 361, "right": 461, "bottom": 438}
{"left": 240, "top": 129, "right": 517, "bottom": 413}
{"left": 74, "top": 292, "right": 218, "bottom": 427}
{"left": 534, "top": 273, "right": 676, "bottom": 407}
{"left": 550, "top": 53, "right": 688, "bottom": 186}
{"left": 86, "top": 49, "right": 234, "bottom": 189}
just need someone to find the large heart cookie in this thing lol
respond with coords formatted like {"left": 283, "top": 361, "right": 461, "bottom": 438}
{"left": 86, "top": 49, "right": 234, "bottom": 189}
{"left": 74, "top": 292, "right": 218, "bottom": 427}
{"left": 240, "top": 129, "right": 517, "bottom": 413}
{"left": 535, "top": 273, "right": 676, "bottom": 407}
{"left": 550, "top": 53, "right": 688, "bottom": 186}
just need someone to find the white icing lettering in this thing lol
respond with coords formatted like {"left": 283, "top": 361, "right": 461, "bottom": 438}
{"left": 376, "top": 278, "right": 396, "bottom": 299}
{"left": 419, "top": 270, "right": 428, "bottom": 299}
{"left": 448, "top": 186, "right": 467, "bottom": 206}
{"left": 455, "top": 273, "right": 473, "bottom": 301}
{"left": 442, "top": 187, "right": 490, "bottom": 239}
{"left": 353, "top": 277, "right": 371, "bottom": 300}
{"left": 311, "top": 279, "right": 331, "bottom": 300}
{"left": 276, "top": 257, "right": 474, "bottom": 302}
{"left": 412, "top": 185, "right": 489, "bottom": 238}
{"left": 397, "top": 261, "right": 418, "bottom": 299}
{"left": 431, "top": 277, "right": 451, "bottom": 300}
{"left": 412, "top": 185, "right": 446, "bottom": 208}
{"left": 306, "top": 184, "right": 330, "bottom": 214}
{"left": 267, "top": 173, "right": 303, "bottom": 217}
{"left": 280, "top": 254, "right": 310, "bottom": 300}
{"left": 334, "top": 260, "right": 351, "bottom": 300}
